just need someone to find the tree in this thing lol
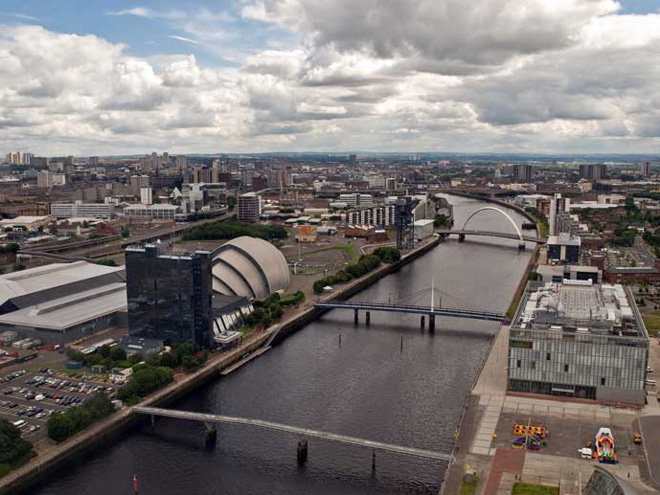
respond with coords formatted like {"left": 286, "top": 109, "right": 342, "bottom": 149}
{"left": 47, "top": 393, "right": 115, "bottom": 442}
{"left": 110, "top": 346, "right": 126, "bottom": 362}
{"left": 0, "top": 420, "right": 33, "bottom": 465}
{"left": 159, "top": 351, "right": 179, "bottom": 368}
{"left": 227, "top": 196, "right": 237, "bottom": 209}
{"left": 128, "top": 353, "right": 144, "bottom": 365}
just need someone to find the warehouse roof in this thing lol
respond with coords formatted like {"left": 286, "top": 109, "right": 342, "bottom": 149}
{"left": 0, "top": 282, "right": 127, "bottom": 331}
{"left": 0, "top": 261, "right": 125, "bottom": 308}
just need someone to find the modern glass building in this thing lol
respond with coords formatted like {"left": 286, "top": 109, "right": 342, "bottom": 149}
{"left": 126, "top": 244, "right": 214, "bottom": 349}
{"left": 508, "top": 280, "right": 649, "bottom": 405}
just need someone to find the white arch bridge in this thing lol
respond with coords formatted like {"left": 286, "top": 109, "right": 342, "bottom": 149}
{"left": 437, "top": 206, "right": 546, "bottom": 247}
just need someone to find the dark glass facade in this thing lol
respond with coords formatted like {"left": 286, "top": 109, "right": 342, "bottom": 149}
{"left": 126, "top": 245, "right": 213, "bottom": 348}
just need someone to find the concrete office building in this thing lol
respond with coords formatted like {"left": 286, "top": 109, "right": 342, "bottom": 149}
{"left": 51, "top": 200, "right": 115, "bottom": 219}
{"left": 238, "top": 192, "right": 261, "bottom": 222}
{"left": 124, "top": 204, "right": 179, "bottom": 220}
{"left": 508, "top": 280, "right": 649, "bottom": 405}
{"left": 126, "top": 244, "right": 214, "bottom": 348}
{"left": 339, "top": 193, "right": 373, "bottom": 207}
{"left": 547, "top": 233, "right": 581, "bottom": 263}
{"left": 0, "top": 262, "right": 127, "bottom": 345}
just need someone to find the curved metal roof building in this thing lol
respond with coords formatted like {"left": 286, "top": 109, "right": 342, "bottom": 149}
{"left": 211, "top": 236, "right": 290, "bottom": 300}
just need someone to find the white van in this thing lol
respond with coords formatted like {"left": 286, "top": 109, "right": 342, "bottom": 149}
{"left": 13, "top": 419, "right": 26, "bottom": 428}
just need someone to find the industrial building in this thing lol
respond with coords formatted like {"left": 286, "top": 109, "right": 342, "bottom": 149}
{"left": 508, "top": 280, "right": 649, "bottom": 405}
{"left": 125, "top": 244, "right": 214, "bottom": 348}
{"left": 413, "top": 219, "right": 435, "bottom": 241}
{"left": 0, "top": 262, "right": 127, "bottom": 344}
{"left": 211, "top": 236, "right": 290, "bottom": 300}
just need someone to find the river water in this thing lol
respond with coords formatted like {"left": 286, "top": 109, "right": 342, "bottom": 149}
{"left": 33, "top": 196, "right": 532, "bottom": 495}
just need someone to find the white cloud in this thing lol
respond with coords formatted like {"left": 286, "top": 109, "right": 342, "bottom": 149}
{"left": 5, "top": 3, "right": 660, "bottom": 154}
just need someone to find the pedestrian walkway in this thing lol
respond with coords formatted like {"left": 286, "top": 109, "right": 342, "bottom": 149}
{"left": 470, "top": 325, "right": 509, "bottom": 456}
{"left": 483, "top": 449, "right": 525, "bottom": 495}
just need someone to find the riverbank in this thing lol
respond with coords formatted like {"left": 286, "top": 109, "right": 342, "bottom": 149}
{"left": 439, "top": 235, "right": 538, "bottom": 495}
{"left": 0, "top": 236, "right": 442, "bottom": 495}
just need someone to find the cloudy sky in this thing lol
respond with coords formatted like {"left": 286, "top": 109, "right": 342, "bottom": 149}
{"left": 1, "top": 0, "right": 660, "bottom": 156}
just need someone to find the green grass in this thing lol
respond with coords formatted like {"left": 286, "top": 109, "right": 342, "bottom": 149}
{"left": 511, "top": 483, "right": 559, "bottom": 495}
{"left": 460, "top": 479, "right": 478, "bottom": 495}
{"left": 643, "top": 310, "right": 660, "bottom": 336}
{"left": 305, "top": 244, "right": 358, "bottom": 262}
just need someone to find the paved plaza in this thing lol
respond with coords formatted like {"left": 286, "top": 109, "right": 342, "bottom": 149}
{"left": 446, "top": 324, "right": 660, "bottom": 495}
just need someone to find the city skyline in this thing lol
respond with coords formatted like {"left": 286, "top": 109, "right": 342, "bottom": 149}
{"left": 2, "top": 1, "right": 660, "bottom": 155}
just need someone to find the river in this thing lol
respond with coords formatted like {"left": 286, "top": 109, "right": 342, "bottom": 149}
{"left": 33, "top": 195, "right": 532, "bottom": 495}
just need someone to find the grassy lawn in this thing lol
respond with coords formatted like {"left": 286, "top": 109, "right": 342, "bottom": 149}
{"left": 460, "top": 479, "right": 478, "bottom": 495}
{"left": 305, "top": 244, "right": 359, "bottom": 262}
{"left": 643, "top": 310, "right": 660, "bottom": 337}
{"left": 511, "top": 483, "right": 559, "bottom": 495}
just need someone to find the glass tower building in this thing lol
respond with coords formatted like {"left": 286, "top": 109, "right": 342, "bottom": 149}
{"left": 508, "top": 280, "right": 649, "bottom": 405}
{"left": 126, "top": 244, "right": 214, "bottom": 349}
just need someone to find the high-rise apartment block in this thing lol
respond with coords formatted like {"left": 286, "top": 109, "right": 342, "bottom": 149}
{"left": 130, "top": 175, "right": 150, "bottom": 197}
{"left": 512, "top": 164, "right": 534, "bottom": 183}
{"left": 37, "top": 170, "right": 66, "bottom": 188}
{"left": 238, "top": 192, "right": 261, "bottom": 222}
{"left": 579, "top": 164, "right": 607, "bottom": 181}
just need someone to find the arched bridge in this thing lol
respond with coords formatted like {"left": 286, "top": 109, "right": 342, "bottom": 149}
{"left": 438, "top": 207, "right": 546, "bottom": 245}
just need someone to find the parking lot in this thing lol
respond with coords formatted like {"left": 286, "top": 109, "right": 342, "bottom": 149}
{"left": 0, "top": 368, "right": 117, "bottom": 443}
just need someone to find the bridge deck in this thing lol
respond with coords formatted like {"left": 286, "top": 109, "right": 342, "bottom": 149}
{"left": 436, "top": 229, "right": 545, "bottom": 243}
{"left": 314, "top": 301, "right": 505, "bottom": 322}
{"left": 134, "top": 406, "right": 452, "bottom": 462}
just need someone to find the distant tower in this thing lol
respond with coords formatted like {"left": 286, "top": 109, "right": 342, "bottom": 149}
{"left": 395, "top": 197, "right": 415, "bottom": 250}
